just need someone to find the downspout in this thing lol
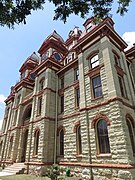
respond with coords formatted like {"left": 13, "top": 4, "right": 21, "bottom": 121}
{"left": 54, "top": 75, "right": 58, "bottom": 164}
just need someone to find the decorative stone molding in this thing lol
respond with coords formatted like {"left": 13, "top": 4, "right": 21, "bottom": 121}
{"left": 86, "top": 50, "right": 99, "bottom": 60}
{"left": 91, "top": 112, "right": 110, "bottom": 128}
{"left": 57, "top": 125, "right": 66, "bottom": 136}
{"left": 73, "top": 121, "right": 80, "bottom": 133}
{"left": 126, "top": 113, "right": 135, "bottom": 128}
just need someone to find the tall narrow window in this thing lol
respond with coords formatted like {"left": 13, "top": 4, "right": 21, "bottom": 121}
{"left": 76, "top": 126, "right": 82, "bottom": 155}
{"left": 74, "top": 68, "right": 79, "bottom": 81}
{"left": 0, "top": 141, "right": 3, "bottom": 156}
{"left": 96, "top": 119, "right": 110, "bottom": 154}
{"left": 61, "top": 77, "right": 64, "bottom": 89}
{"left": 127, "top": 119, "right": 135, "bottom": 154}
{"left": 8, "top": 136, "right": 14, "bottom": 158}
{"left": 39, "top": 79, "right": 44, "bottom": 91}
{"left": 75, "top": 88, "right": 80, "bottom": 108}
{"left": 38, "top": 97, "right": 42, "bottom": 115}
{"left": 92, "top": 75, "right": 102, "bottom": 98}
{"left": 60, "top": 129, "right": 64, "bottom": 156}
{"left": 118, "top": 75, "right": 127, "bottom": 98}
{"left": 90, "top": 55, "right": 99, "bottom": 69}
{"left": 33, "top": 130, "right": 40, "bottom": 156}
{"left": 61, "top": 96, "right": 64, "bottom": 113}
{"left": 114, "top": 54, "right": 121, "bottom": 67}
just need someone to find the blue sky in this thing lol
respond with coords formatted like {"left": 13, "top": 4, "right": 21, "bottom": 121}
{"left": 0, "top": 1, "right": 135, "bottom": 128}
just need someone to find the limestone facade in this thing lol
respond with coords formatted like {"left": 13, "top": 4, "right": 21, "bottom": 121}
{"left": 0, "top": 17, "right": 135, "bottom": 179}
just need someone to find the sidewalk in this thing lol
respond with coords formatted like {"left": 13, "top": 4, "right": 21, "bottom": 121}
{"left": 0, "top": 172, "right": 15, "bottom": 177}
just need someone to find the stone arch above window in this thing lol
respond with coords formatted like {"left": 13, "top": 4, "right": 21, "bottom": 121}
{"left": 73, "top": 121, "right": 80, "bottom": 133}
{"left": 57, "top": 125, "right": 66, "bottom": 136}
{"left": 33, "top": 128, "right": 40, "bottom": 156}
{"left": 86, "top": 50, "right": 99, "bottom": 61}
{"left": 112, "top": 49, "right": 120, "bottom": 59}
{"left": 34, "top": 127, "right": 40, "bottom": 136}
{"left": 87, "top": 50, "right": 99, "bottom": 69}
{"left": 126, "top": 114, "right": 135, "bottom": 154}
{"left": 112, "top": 49, "right": 121, "bottom": 67}
{"left": 91, "top": 113, "right": 110, "bottom": 128}
{"left": 39, "top": 77, "right": 45, "bottom": 91}
{"left": 126, "top": 113, "right": 135, "bottom": 128}
{"left": 22, "top": 104, "right": 32, "bottom": 125}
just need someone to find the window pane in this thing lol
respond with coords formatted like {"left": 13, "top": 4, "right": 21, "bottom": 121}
{"left": 90, "top": 55, "right": 99, "bottom": 69}
{"left": 91, "top": 55, "right": 98, "bottom": 63}
{"left": 97, "top": 120, "right": 110, "bottom": 154}
{"left": 92, "top": 76, "right": 102, "bottom": 98}
{"left": 118, "top": 76, "right": 126, "bottom": 97}
{"left": 60, "top": 129, "right": 64, "bottom": 155}
{"left": 76, "top": 126, "right": 82, "bottom": 155}
{"left": 61, "top": 77, "right": 64, "bottom": 89}
{"left": 74, "top": 68, "right": 79, "bottom": 81}
{"left": 75, "top": 89, "right": 80, "bottom": 107}
{"left": 61, "top": 96, "right": 64, "bottom": 113}
{"left": 127, "top": 120, "right": 135, "bottom": 154}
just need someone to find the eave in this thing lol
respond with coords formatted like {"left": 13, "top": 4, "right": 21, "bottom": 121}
{"left": 74, "top": 18, "right": 127, "bottom": 52}
{"left": 14, "top": 78, "right": 34, "bottom": 91}
{"left": 125, "top": 45, "right": 135, "bottom": 60}
{"left": 38, "top": 38, "right": 68, "bottom": 55}
{"left": 32, "top": 58, "right": 64, "bottom": 75}
{"left": 19, "top": 59, "right": 38, "bottom": 72}
{"left": 5, "top": 94, "right": 15, "bottom": 104}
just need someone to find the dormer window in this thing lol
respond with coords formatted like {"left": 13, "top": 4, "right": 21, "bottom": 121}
{"left": 21, "top": 71, "right": 26, "bottom": 79}
{"left": 42, "top": 51, "right": 49, "bottom": 61}
{"left": 53, "top": 52, "right": 61, "bottom": 61}
{"left": 90, "top": 54, "right": 99, "bottom": 69}
{"left": 86, "top": 23, "right": 92, "bottom": 32}
{"left": 68, "top": 43, "right": 73, "bottom": 50}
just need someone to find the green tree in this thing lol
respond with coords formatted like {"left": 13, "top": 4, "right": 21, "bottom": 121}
{"left": 0, "top": 0, "right": 132, "bottom": 28}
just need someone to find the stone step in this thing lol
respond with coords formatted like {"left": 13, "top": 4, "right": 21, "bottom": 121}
{"left": 2, "top": 163, "right": 26, "bottom": 174}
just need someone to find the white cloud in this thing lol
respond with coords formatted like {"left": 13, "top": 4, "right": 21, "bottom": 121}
{"left": 122, "top": 32, "right": 135, "bottom": 50}
{"left": 0, "top": 94, "right": 6, "bottom": 104}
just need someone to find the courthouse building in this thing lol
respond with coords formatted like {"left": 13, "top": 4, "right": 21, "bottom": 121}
{"left": 0, "top": 17, "right": 135, "bottom": 179}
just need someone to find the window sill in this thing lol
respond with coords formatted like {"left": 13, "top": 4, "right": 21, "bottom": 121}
{"left": 74, "top": 106, "right": 79, "bottom": 110}
{"left": 91, "top": 96, "right": 103, "bottom": 101}
{"left": 36, "top": 114, "right": 41, "bottom": 117}
{"left": 32, "top": 155, "right": 38, "bottom": 158}
{"left": 97, "top": 153, "right": 112, "bottom": 158}
{"left": 76, "top": 154, "right": 82, "bottom": 158}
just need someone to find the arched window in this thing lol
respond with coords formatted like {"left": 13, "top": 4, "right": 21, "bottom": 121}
{"left": 33, "top": 129, "right": 40, "bottom": 156}
{"left": 96, "top": 119, "right": 110, "bottom": 154}
{"left": 39, "top": 79, "right": 44, "bottom": 91}
{"left": 90, "top": 54, "right": 99, "bottom": 69}
{"left": 8, "top": 135, "right": 14, "bottom": 158}
{"left": 127, "top": 118, "right": 135, "bottom": 154}
{"left": 0, "top": 140, "right": 3, "bottom": 156}
{"left": 76, "top": 125, "right": 82, "bottom": 155}
{"left": 60, "top": 129, "right": 64, "bottom": 156}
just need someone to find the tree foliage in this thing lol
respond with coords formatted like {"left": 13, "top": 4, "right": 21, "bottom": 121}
{"left": 0, "top": 0, "right": 132, "bottom": 28}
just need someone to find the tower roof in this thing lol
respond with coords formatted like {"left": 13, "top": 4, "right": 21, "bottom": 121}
{"left": 45, "top": 30, "right": 64, "bottom": 43}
